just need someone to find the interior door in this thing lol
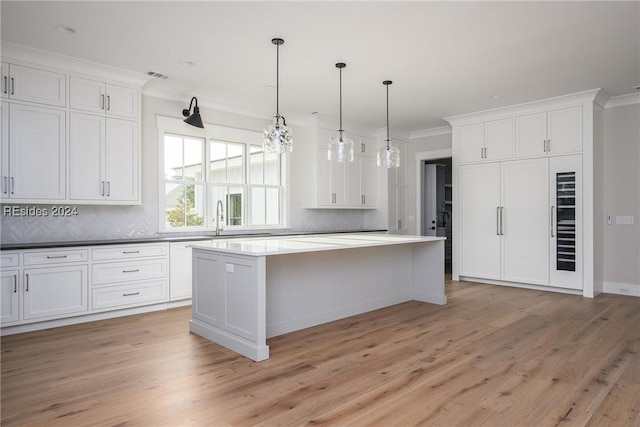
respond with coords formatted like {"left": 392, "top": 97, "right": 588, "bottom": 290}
{"left": 424, "top": 163, "right": 437, "bottom": 236}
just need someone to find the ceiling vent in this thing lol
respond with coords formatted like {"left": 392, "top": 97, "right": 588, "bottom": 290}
{"left": 145, "top": 71, "right": 169, "bottom": 80}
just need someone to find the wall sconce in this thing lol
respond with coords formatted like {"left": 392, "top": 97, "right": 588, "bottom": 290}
{"left": 182, "top": 96, "right": 204, "bottom": 128}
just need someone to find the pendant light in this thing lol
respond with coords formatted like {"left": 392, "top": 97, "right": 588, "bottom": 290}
{"left": 263, "top": 38, "right": 293, "bottom": 154}
{"left": 377, "top": 80, "right": 400, "bottom": 168}
{"left": 328, "top": 63, "right": 354, "bottom": 162}
{"left": 182, "top": 96, "right": 204, "bottom": 128}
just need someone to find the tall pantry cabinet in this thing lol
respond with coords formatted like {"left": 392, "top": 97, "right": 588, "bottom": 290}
{"left": 448, "top": 89, "right": 605, "bottom": 298}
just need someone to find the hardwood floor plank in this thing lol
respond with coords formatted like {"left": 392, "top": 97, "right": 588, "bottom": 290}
{"left": 2, "top": 280, "right": 639, "bottom": 426}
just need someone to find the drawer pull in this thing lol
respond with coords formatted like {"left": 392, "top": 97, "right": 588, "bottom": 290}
{"left": 46, "top": 255, "right": 68, "bottom": 259}
{"left": 122, "top": 292, "right": 140, "bottom": 297}
{"left": 122, "top": 250, "right": 140, "bottom": 254}
{"left": 122, "top": 269, "right": 140, "bottom": 273}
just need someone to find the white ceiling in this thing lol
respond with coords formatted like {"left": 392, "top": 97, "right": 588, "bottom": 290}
{"left": 1, "top": 1, "right": 638, "bottom": 132}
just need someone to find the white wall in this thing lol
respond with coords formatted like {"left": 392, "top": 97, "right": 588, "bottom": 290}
{"left": 602, "top": 102, "right": 640, "bottom": 294}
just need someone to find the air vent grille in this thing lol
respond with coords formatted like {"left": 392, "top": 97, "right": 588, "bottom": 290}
{"left": 145, "top": 71, "right": 169, "bottom": 80}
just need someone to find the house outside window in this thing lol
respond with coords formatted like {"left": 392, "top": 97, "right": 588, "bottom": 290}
{"left": 157, "top": 116, "right": 287, "bottom": 232}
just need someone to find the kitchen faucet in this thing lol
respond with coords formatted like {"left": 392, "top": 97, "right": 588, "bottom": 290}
{"left": 215, "top": 200, "right": 224, "bottom": 236}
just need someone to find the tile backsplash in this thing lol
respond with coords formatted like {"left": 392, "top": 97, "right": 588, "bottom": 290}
{"left": 1, "top": 204, "right": 369, "bottom": 244}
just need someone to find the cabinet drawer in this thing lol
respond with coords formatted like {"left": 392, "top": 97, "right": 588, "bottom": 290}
{"left": 92, "top": 280, "right": 167, "bottom": 310}
{"left": 92, "top": 258, "right": 168, "bottom": 285}
{"left": 24, "top": 249, "right": 89, "bottom": 266}
{"left": 92, "top": 244, "right": 168, "bottom": 261}
{"left": 1, "top": 252, "right": 20, "bottom": 268}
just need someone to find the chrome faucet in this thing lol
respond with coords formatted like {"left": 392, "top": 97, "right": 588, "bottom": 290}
{"left": 215, "top": 200, "right": 224, "bottom": 236}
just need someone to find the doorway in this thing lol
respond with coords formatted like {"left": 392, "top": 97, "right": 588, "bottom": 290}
{"left": 421, "top": 158, "right": 452, "bottom": 273}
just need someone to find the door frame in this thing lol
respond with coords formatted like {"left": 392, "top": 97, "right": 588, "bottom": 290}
{"left": 415, "top": 148, "right": 452, "bottom": 237}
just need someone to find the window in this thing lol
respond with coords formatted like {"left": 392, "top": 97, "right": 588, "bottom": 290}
{"left": 158, "top": 117, "right": 286, "bottom": 231}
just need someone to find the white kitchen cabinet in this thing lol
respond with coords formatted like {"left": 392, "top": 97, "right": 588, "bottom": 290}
{"left": 1, "top": 269, "right": 20, "bottom": 324}
{"left": 2, "top": 103, "right": 65, "bottom": 201}
{"left": 346, "top": 156, "right": 377, "bottom": 208}
{"left": 515, "top": 106, "right": 582, "bottom": 158}
{"left": 317, "top": 147, "right": 346, "bottom": 206}
{"left": 1, "top": 62, "right": 66, "bottom": 107}
{"left": 69, "top": 76, "right": 139, "bottom": 119}
{"left": 459, "top": 162, "right": 501, "bottom": 279}
{"left": 388, "top": 139, "right": 408, "bottom": 233}
{"left": 500, "top": 158, "right": 550, "bottom": 285}
{"left": 458, "top": 118, "right": 513, "bottom": 164}
{"left": 309, "top": 125, "right": 378, "bottom": 209}
{"left": 90, "top": 243, "right": 168, "bottom": 311}
{"left": 170, "top": 241, "right": 209, "bottom": 301}
{"left": 69, "top": 112, "right": 139, "bottom": 203}
{"left": 23, "top": 265, "right": 88, "bottom": 320}
{"left": 192, "top": 250, "right": 261, "bottom": 343}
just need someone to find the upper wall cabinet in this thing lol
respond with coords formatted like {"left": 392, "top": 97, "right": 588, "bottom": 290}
{"left": 309, "top": 126, "right": 378, "bottom": 209}
{"left": 0, "top": 52, "right": 143, "bottom": 205}
{"left": 69, "top": 77, "right": 139, "bottom": 119}
{"left": 1, "top": 102, "right": 66, "bottom": 201}
{"left": 458, "top": 117, "right": 513, "bottom": 164}
{"left": 515, "top": 106, "right": 582, "bottom": 158}
{"left": 1, "top": 62, "right": 66, "bottom": 107}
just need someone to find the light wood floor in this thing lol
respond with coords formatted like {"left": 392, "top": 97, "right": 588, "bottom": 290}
{"left": 2, "top": 280, "right": 639, "bottom": 426}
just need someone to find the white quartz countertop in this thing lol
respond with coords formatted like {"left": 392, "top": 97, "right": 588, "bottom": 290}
{"left": 189, "top": 233, "right": 445, "bottom": 257}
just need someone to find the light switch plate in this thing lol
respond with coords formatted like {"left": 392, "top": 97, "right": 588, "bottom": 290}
{"left": 616, "top": 216, "right": 634, "bottom": 225}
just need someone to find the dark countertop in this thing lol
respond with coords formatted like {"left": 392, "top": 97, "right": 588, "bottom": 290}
{"left": 0, "top": 230, "right": 387, "bottom": 250}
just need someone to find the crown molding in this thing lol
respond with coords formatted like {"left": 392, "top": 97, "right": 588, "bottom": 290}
{"left": 444, "top": 89, "right": 606, "bottom": 126}
{"left": 605, "top": 93, "right": 640, "bottom": 109}
{"left": 1, "top": 42, "right": 149, "bottom": 87}
{"left": 410, "top": 126, "right": 452, "bottom": 140}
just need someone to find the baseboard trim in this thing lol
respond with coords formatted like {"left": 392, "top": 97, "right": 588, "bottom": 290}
{"left": 603, "top": 282, "right": 640, "bottom": 297}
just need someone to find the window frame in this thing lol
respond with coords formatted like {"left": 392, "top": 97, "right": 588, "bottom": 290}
{"left": 157, "top": 115, "right": 289, "bottom": 233}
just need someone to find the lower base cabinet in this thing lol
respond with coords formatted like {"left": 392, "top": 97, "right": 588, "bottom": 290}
{"left": 23, "top": 265, "right": 88, "bottom": 320}
{"left": 0, "top": 242, "right": 171, "bottom": 333}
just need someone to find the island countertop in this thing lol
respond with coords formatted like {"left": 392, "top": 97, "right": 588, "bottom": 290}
{"left": 189, "top": 233, "right": 446, "bottom": 257}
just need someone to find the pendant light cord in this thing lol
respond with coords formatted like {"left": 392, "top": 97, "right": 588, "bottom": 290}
{"left": 339, "top": 66, "right": 343, "bottom": 132}
{"left": 386, "top": 83, "right": 390, "bottom": 149}
{"left": 276, "top": 42, "right": 279, "bottom": 117}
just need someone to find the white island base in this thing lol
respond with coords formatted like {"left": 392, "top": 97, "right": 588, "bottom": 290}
{"left": 190, "top": 233, "right": 446, "bottom": 361}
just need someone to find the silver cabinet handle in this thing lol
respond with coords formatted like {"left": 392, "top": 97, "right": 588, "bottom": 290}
{"left": 13, "top": 274, "right": 17, "bottom": 293}
{"left": 331, "top": 193, "right": 336, "bottom": 204}
{"left": 46, "top": 255, "right": 67, "bottom": 259}
{"left": 2, "top": 176, "right": 7, "bottom": 194}
{"left": 10, "top": 177, "right": 14, "bottom": 194}
{"left": 3, "top": 76, "right": 7, "bottom": 94}
{"left": 398, "top": 220, "right": 402, "bottom": 229}
{"left": 101, "top": 181, "right": 105, "bottom": 196}
{"left": 107, "top": 95, "right": 111, "bottom": 111}
{"left": 361, "top": 195, "right": 365, "bottom": 205}
{"left": 500, "top": 206, "right": 504, "bottom": 235}
{"left": 122, "top": 250, "right": 140, "bottom": 254}
{"left": 123, "top": 269, "right": 140, "bottom": 273}
{"left": 480, "top": 147, "right": 484, "bottom": 159}
{"left": 10, "top": 77, "right": 14, "bottom": 95}
{"left": 547, "top": 139, "right": 551, "bottom": 152}
{"left": 106, "top": 181, "right": 111, "bottom": 197}
{"left": 550, "top": 205, "right": 555, "bottom": 237}
{"left": 497, "top": 207, "right": 500, "bottom": 235}
{"left": 101, "top": 94, "right": 105, "bottom": 110}
{"left": 361, "top": 142, "right": 365, "bottom": 153}
{"left": 123, "top": 292, "right": 140, "bottom": 297}
{"left": 25, "top": 273, "right": 29, "bottom": 292}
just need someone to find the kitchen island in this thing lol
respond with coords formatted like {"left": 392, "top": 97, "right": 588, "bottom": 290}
{"left": 189, "top": 233, "right": 446, "bottom": 361}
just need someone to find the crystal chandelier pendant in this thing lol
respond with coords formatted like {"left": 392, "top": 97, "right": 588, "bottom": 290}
{"left": 377, "top": 141, "right": 400, "bottom": 168}
{"left": 263, "top": 114, "right": 293, "bottom": 153}
{"left": 328, "top": 130, "right": 354, "bottom": 162}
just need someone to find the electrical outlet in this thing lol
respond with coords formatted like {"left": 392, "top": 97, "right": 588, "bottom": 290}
{"left": 616, "top": 216, "right": 634, "bottom": 225}
{"left": 619, "top": 287, "right": 630, "bottom": 294}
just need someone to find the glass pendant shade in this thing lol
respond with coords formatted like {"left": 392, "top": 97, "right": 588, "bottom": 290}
{"left": 328, "top": 130, "right": 354, "bottom": 162}
{"left": 263, "top": 37, "right": 292, "bottom": 154}
{"left": 378, "top": 80, "right": 400, "bottom": 168}
{"left": 377, "top": 142, "right": 400, "bottom": 168}
{"left": 263, "top": 114, "right": 293, "bottom": 153}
